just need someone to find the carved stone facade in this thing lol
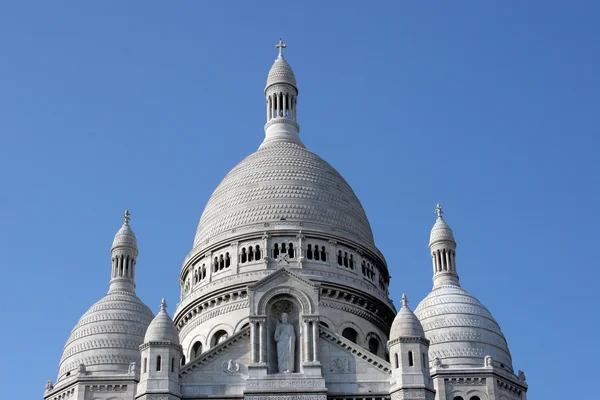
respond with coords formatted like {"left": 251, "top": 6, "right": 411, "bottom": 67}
{"left": 44, "top": 42, "right": 528, "bottom": 400}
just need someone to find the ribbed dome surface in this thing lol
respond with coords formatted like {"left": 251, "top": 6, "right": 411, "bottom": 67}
{"left": 414, "top": 283, "right": 513, "bottom": 371}
{"left": 111, "top": 223, "right": 137, "bottom": 251}
{"left": 144, "top": 301, "right": 180, "bottom": 344}
{"left": 390, "top": 299, "right": 425, "bottom": 339}
{"left": 57, "top": 290, "right": 154, "bottom": 381}
{"left": 266, "top": 56, "right": 297, "bottom": 89}
{"left": 429, "top": 217, "right": 455, "bottom": 246}
{"left": 193, "top": 140, "right": 375, "bottom": 249}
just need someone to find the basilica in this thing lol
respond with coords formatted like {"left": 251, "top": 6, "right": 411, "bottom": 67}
{"left": 44, "top": 42, "right": 528, "bottom": 400}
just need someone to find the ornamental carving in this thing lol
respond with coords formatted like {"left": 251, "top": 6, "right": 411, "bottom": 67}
{"left": 329, "top": 357, "right": 351, "bottom": 373}
{"left": 246, "top": 379, "right": 325, "bottom": 389}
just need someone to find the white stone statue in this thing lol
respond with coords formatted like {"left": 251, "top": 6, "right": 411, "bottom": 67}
{"left": 274, "top": 312, "right": 295, "bottom": 373}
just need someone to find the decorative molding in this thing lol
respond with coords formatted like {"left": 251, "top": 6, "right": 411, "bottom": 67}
{"left": 87, "top": 384, "right": 128, "bottom": 392}
{"left": 445, "top": 377, "right": 486, "bottom": 386}
{"left": 246, "top": 379, "right": 325, "bottom": 389}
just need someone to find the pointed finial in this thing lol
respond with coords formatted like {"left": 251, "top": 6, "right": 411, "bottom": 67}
{"left": 401, "top": 293, "right": 408, "bottom": 307}
{"left": 160, "top": 298, "right": 167, "bottom": 312}
{"left": 435, "top": 203, "right": 443, "bottom": 219}
{"left": 123, "top": 209, "right": 131, "bottom": 225}
{"left": 275, "top": 38, "right": 287, "bottom": 58}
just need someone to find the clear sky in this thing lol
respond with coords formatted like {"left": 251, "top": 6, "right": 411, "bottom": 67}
{"left": 1, "top": 2, "right": 598, "bottom": 399}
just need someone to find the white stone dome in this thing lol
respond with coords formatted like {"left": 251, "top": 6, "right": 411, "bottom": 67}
{"left": 414, "top": 283, "right": 513, "bottom": 371}
{"left": 266, "top": 55, "right": 297, "bottom": 90}
{"left": 429, "top": 218, "right": 455, "bottom": 247}
{"left": 57, "top": 290, "right": 154, "bottom": 381}
{"left": 193, "top": 140, "right": 375, "bottom": 250}
{"left": 111, "top": 222, "right": 137, "bottom": 252}
{"left": 390, "top": 295, "right": 425, "bottom": 339}
{"left": 144, "top": 299, "right": 180, "bottom": 344}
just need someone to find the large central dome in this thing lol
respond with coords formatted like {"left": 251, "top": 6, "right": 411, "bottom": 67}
{"left": 193, "top": 140, "right": 375, "bottom": 249}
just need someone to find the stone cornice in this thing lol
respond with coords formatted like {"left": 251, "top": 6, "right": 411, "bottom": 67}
{"left": 139, "top": 342, "right": 183, "bottom": 352}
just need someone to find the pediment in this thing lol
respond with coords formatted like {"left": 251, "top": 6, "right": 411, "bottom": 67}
{"left": 248, "top": 267, "right": 318, "bottom": 292}
{"left": 248, "top": 267, "right": 320, "bottom": 315}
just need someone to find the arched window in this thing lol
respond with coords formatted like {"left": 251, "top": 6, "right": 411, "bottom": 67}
{"left": 342, "top": 327, "right": 358, "bottom": 343}
{"left": 241, "top": 248, "right": 247, "bottom": 263}
{"left": 156, "top": 355, "right": 162, "bottom": 371}
{"left": 319, "top": 321, "right": 329, "bottom": 328}
{"left": 181, "top": 356, "right": 186, "bottom": 366}
{"left": 349, "top": 254, "right": 355, "bottom": 269}
{"left": 143, "top": 357, "right": 147, "bottom": 373}
{"left": 320, "top": 246, "right": 327, "bottom": 261}
{"left": 254, "top": 245, "right": 261, "bottom": 260}
{"left": 343, "top": 252, "right": 349, "bottom": 267}
{"left": 225, "top": 252, "right": 231, "bottom": 268}
{"left": 453, "top": 397, "right": 464, "bottom": 400}
{"left": 368, "top": 338, "right": 379, "bottom": 355}
{"left": 470, "top": 397, "right": 481, "bottom": 400}
{"left": 192, "top": 341, "right": 202, "bottom": 358}
{"left": 287, "top": 243, "right": 294, "bottom": 258}
{"left": 394, "top": 353, "right": 399, "bottom": 368}
{"left": 408, "top": 351, "right": 414, "bottom": 366}
{"left": 422, "top": 352, "right": 427, "bottom": 369}
{"left": 307, "top": 244, "right": 313, "bottom": 260}
{"left": 337, "top": 250, "right": 343, "bottom": 266}
{"left": 212, "top": 330, "right": 229, "bottom": 347}
{"left": 171, "top": 357, "right": 175, "bottom": 372}
{"left": 274, "top": 243, "right": 280, "bottom": 258}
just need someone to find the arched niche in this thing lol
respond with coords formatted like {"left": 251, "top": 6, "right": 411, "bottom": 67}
{"left": 265, "top": 294, "right": 303, "bottom": 375}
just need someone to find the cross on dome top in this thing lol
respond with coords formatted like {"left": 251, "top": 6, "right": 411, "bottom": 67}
{"left": 275, "top": 39, "right": 287, "bottom": 58}
{"left": 123, "top": 209, "right": 131, "bottom": 225}
{"left": 435, "top": 204, "right": 443, "bottom": 219}
{"left": 402, "top": 293, "right": 408, "bottom": 307}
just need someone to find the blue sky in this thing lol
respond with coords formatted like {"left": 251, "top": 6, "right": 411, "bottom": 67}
{"left": 1, "top": 2, "right": 598, "bottom": 399}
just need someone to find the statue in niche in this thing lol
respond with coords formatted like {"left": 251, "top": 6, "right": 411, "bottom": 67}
{"left": 274, "top": 312, "right": 295, "bottom": 373}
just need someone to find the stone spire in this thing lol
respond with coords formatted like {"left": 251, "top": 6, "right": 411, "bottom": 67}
{"left": 262, "top": 39, "right": 302, "bottom": 148}
{"left": 109, "top": 209, "right": 139, "bottom": 292}
{"left": 429, "top": 204, "right": 459, "bottom": 287}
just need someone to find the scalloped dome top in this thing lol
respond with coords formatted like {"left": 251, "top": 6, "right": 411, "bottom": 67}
{"left": 57, "top": 290, "right": 154, "bottom": 381}
{"left": 414, "top": 283, "right": 513, "bottom": 371}
{"left": 111, "top": 222, "right": 137, "bottom": 252}
{"left": 266, "top": 56, "right": 297, "bottom": 90}
{"left": 193, "top": 140, "right": 375, "bottom": 249}
{"left": 429, "top": 217, "right": 455, "bottom": 247}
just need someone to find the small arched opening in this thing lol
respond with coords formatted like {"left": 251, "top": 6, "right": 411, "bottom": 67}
{"left": 342, "top": 327, "right": 358, "bottom": 344}
{"left": 211, "top": 330, "right": 229, "bottom": 347}
{"left": 192, "top": 341, "right": 202, "bottom": 358}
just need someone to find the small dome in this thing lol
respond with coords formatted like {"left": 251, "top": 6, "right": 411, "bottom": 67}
{"left": 57, "top": 290, "right": 154, "bottom": 381}
{"left": 429, "top": 205, "right": 455, "bottom": 246}
{"left": 111, "top": 211, "right": 137, "bottom": 252}
{"left": 266, "top": 56, "right": 297, "bottom": 91}
{"left": 144, "top": 299, "right": 180, "bottom": 344}
{"left": 415, "top": 283, "right": 513, "bottom": 371}
{"left": 390, "top": 294, "right": 425, "bottom": 339}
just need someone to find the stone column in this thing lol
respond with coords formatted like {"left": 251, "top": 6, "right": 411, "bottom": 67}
{"left": 296, "top": 232, "right": 304, "bottom": 268}
{"left": 445, "top": 250, "right": 451, "bottom": 272}
{"left": 262, "top": 233, "right": 270, "bottom": 267}
{"left": 311, "top": 318, "right": 319, "bottom": 362}
{"left": 302, "top": 317, "right": 310, "bottom": 363}
{"left": 250, "top": 320, "right": 257, "bottom": 363}
{"left": 259, "top": 318, "right": 266, "bottom": 363}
